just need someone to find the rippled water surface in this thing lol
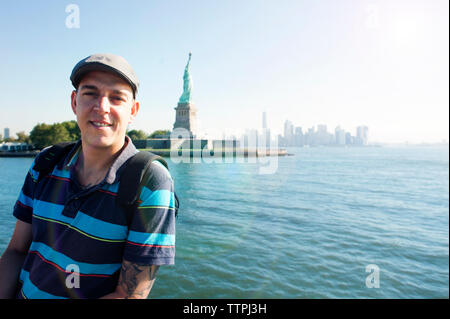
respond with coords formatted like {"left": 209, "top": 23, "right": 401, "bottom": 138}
{"left": 0, "top": 146, "right": 448, "bottom": 298}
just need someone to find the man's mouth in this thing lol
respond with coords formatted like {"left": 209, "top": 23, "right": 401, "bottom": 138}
{"left": 90, "top": 121, "right": 113, "bottom": 128}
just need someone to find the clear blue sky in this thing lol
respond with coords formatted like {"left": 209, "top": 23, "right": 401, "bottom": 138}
{"left": 0, "top": 0, "right": 448, "bottom": 143}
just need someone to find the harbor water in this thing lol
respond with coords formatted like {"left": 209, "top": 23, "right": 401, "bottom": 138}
{"left": 0, "top": 145, "right": 448, "bottom": 298}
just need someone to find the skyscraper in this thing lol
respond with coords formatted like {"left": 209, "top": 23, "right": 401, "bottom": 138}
{"left": 295, "top": 127, "right": 303, "bottom": 146}
{"left": 262, "top": 112, "right": 267, "bottom": 130}
{"left": 316, "top": 124, "right": 331, "bottom": 145}
{"left": 335, "top": 126, "right": 346, "bottom": 145}
{"left": 305, "top": 126, "right": 315, "bottom": 146}
{"left": 4, "top": 128, "right": 10, "bottom": 139}
{"left": 284, "top": 120, "right": 294, "bottom": 146}
{"left": 356, "top": 126, "right": 369, "bottom": 145}
{"left": 345, "top": 132, "right": 353, "bottom": 145}
{"left": 261, "top": 112, "right": 271, "bottom": 148}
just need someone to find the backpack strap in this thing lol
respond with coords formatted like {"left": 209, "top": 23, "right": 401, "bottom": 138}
{"left": 117, "top": 151, "right": 179, "bottom": 226}
{"left": 34, "top": 142, "right": 77, "bottom": 182}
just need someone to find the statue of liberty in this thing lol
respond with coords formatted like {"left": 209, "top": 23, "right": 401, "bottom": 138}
{"left": 178, "top": 52, "right": 193, "bottom": 103}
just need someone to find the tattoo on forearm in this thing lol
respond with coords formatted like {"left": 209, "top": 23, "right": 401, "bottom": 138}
{"left": 118, "top": 261, "right": 159, "bottom": 299}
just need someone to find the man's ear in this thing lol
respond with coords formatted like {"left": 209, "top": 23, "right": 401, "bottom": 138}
{"left": 129, "top": 100, "right": 140, "bottom": 123}
{"left": 71, "top": 90, "right": 78, "bottom": 115}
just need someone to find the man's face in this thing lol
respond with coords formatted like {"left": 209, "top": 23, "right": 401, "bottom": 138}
{"left": 71, "top": 70, "right": 139, "bottom": 152}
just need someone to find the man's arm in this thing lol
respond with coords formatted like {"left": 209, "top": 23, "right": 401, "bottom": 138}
{"left": 100, "top": 260, "right": 159, "bottom": 299}
{"left": 0, "top": 220, "right": 32, "bottom": 298}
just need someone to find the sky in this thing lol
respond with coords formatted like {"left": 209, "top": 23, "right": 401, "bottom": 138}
{"left": 0, "top": 0, "right": 448, "bottom": 144}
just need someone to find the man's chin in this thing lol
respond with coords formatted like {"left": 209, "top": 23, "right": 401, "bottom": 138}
{"left": 82, "top": 136, "right": 120, "bottom": 150}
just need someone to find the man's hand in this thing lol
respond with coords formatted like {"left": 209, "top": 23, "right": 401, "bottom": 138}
{"left": 101, "top": 260, "right": 159, "bottom": 299}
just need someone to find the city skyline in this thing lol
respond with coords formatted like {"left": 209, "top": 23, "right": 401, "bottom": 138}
{"left": 2, "top": 116, "right": 449, "bottom": 146}
{"left": 231, "top": 112, "right": 371, "bottom": 147}
{"left": 0, "top": 1, "right": 448, "bottom": 144}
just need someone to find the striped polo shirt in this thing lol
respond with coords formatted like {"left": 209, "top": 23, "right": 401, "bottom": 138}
{"left": 13, "top": 137, "right": 176, "bottom": 299}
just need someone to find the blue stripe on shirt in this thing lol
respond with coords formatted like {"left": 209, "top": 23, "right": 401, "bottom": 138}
{"left": 74, "top": 211, "right": 128, "bottom": 241}
{"left": 18, "top": 191, "right": 33, "bottom": 208}
{"left": 127, "top": 231, "right": 175, "bottom": 246}
{"left": 139, "top": 188, "right": 174, "bottom": 207}
{"left": 33, "top": 200, "right": 128, "bottom": 241}
{"left": 20, "top": 269, "right": 67, "bottom": 299}
{"left": 33, "top": 200, "right": 72, "bottom": 224}
{"left": 51, "top": 167, "right": 71, "bottom": 179}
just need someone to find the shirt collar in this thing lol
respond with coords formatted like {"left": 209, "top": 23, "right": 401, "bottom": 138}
{"left": 105, "top": 136, "right": 137, "bottom": 184}
{"left": 64, "top": 140, "right": 82, "bottom": 169}
{"left": 64, "top": 136, "right": 138, "bottom": 185}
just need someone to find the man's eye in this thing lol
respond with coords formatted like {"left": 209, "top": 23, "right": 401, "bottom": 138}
{"left": 83, "top": 92, "right": 96, "bottom": 96}
{"left": 112, "top": 96, "right": 125, "bottom": 102}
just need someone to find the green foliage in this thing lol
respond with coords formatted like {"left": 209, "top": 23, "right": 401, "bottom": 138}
{"left": 61, "top": 120, "right": 81, "bottom": 141}
{"left": 30, "top": 121, "right": 81, "bottom": 150}
{"left": 127, "top": 129, "right": 148, "bottom": 141}
{"left": 15, "top": 131, "right": 32, "bottom": 144}
{"left": 149, "top": 129, "right": 170, "bottom": 138}
{"left": 30, "top": 123, "right": 51, "bottom": 149}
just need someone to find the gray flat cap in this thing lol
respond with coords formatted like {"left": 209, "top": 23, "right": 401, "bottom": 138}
{"left": 70, "top": 53, "right": 139, "bottom": 96}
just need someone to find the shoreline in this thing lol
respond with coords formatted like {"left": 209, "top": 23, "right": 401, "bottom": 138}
{"left": 0, "top": 149, "right": 290, "bottom": 158}
{"left": 0, "top": 151, "right": 39, "bottom": 158}
{"left": 2, "top": 144, "right": 446, "bottom": 158}
{"left": 140, "top": 148, "right": 290, "bottom": 157}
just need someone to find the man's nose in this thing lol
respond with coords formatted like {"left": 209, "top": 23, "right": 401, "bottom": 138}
{"left": 95, "top": 95, "right": 111, "bottom": 113}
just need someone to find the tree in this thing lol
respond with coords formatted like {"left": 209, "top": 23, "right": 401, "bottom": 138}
{"left": 49, "top": 123, "right": 71, "bottom": 145}
{"left": 30, "top": 122, "right": 72, "bottom": 150}
{"left": 127, "top": 129, "right": 148, "bottom": 142}
{"left": 61, "top": 120, "right": 81, "bottom": 141}
{"left": 30, "top": 123, "right": 52, "bottom": 149}
{"left": 16, "top": 131, "right": 32, "bottom": 144}
{"left": 149, "top": 130, "right": 170, "bottom": 138}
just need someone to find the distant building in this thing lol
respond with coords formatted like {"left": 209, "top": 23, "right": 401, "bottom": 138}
{"left": 316, "top": 124, "right": 330, "bottom": 145}
{"left": 4, "top": 128, "right": 10, "bottom": 139}
{"left": 294, "top": 127, "right": 303, "bottom": 146}
{"left": 335, "top": 126, "right": 346, "bottom": 145}
{"left": 262, "top": 112, "right": 267, "bottom": 130}
{"left": 356, "top": 126, "right": 369, "bottom": 145}
{"left": 0, "top": 142, "right": 33, "bottom": 152}
{"left": 276, "top": 119, "right": 370, "bottom": 147}
{"left": 277, "top": 134, "right": 284, "bottom": 146}
{"left": 243, "top": 129, "right": 259, "bottom": 147}
{"left": 317, "top": 124, "right": 327, "bottom": 133}
{"left": 345, "top": 132, "right": 353, "bottom": 145}
{"left": 261, "top": 112, "right": 271, "bottom": 148}
{"left": 305, "top": 126, "right": 315, "bottom": 146}
{"left": 284, "top": 120, "right": 294, "bottom": 146}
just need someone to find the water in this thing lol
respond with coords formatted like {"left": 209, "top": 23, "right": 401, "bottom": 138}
{"left": 0, "top": 146, "right": 448, "bottom": 298}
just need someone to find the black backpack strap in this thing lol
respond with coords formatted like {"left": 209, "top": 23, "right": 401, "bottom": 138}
{"left": 117, "top": 151, "right": 179, "bottom": 226}
{"left": 34, "top": 142, "right": 77, "bottom": 182}
{"left": 117, "top": 151, "right": 164, "bottom": 206}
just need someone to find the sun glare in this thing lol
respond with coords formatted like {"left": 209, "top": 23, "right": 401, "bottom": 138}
{"left": 391, "top": 12, "right": 426, "bottom": 48}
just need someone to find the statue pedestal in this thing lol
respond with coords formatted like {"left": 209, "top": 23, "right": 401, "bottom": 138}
{"left": 173, "top": 102, "right": 197, "bottom": 138}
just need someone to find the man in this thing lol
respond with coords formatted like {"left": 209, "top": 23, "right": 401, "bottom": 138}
{"left": 0, "top": 53, "right": 176, "bottom": 299}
